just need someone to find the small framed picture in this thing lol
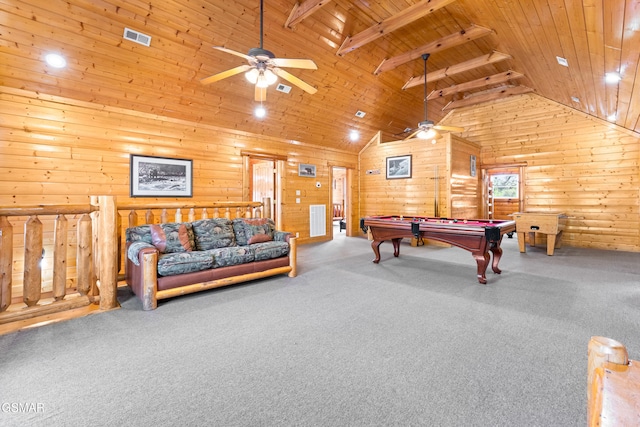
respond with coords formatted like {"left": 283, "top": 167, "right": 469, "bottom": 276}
{"left": 298, "top": 163, "right": 316, "bottom": 177}
{"left": 130, "top": 154, "right": 193, "bottom": 197}
{"left": 386, "top": 155, "right": 412, "bottom": 179}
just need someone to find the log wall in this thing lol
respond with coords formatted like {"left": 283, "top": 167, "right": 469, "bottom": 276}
{"left": 0, "top": 86, "right": 358, "bottom": 246}
{"left": 443, "top": 93, "right": 640, "bottom": 252}
{"left": 359, "top": 133, "right": 448, "bottom": 219}
{"left": 359, "top": 133, "right": 480, "bottom": 221}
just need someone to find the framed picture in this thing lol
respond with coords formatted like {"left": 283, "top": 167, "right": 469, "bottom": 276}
{"left": 130, "top": 154, "right": 193, "bottom": 197}
{"left": 470, "top": 155, "right": 477, "bottom": 177}
{"left": 298, "top": 163, "right": 316, "bottom": 177}
{"left": 386, "top": 155, "right": 412, "bottom": 179}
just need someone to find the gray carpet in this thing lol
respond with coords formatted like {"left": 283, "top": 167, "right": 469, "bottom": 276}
{"left": 1, "top": 233, "right": 639, "bottom": 426}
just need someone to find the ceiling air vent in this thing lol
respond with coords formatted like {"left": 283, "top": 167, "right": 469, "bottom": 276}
{"left": 276, "top": 83, "right": 292, "bottom": 93}
{"left": 123, "top": 28, "right": 151, "bottom": 47}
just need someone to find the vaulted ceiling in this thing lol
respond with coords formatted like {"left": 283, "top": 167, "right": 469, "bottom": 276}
{"left": 1, "top": 0, "right": 638, "bottom": 152}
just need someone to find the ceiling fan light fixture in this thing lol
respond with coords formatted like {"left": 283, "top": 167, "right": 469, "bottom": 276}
{"left": 417, "top": 128, "right": 437, "bottom": 140}
{"left": 245, "top": 68, "right": 259, "bottom": 84}
{"left": 264, "top": 68, "right": 278, "bottom": 85}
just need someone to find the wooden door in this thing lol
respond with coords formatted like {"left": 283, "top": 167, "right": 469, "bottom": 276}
{"left": 483, "top": 166, "right": 523, "bottom": 220}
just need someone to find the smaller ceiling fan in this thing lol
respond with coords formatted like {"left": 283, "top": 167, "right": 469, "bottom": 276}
{"left": 404, "top": 53, "right": 464, "bottom": 142}
{"left": 200, "top": 0, "right": 317, "bottom": 101}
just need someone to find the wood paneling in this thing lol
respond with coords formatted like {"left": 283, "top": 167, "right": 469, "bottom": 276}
{"left": 359, "top": 132, "right": 480, "bottom": 223}
{"left": 0, "top": 87, "right": 357, "bottom": 245}
{"left": 2, "top": 0, "right": 639, "bottom": 152}
{"left": 440, "top": 93, "right": 640, "bottom": 252}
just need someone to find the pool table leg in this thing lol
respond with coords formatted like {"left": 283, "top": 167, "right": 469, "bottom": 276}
{"left": 472, "top": 251, "right": 490, "bottom": 284}
{"left": 371, "top": 240, "right": 382, "bottom": 263}
{"left": 370, "top": 238, "right": 402, "bottom": 264}
{"left": 489, "top": 242, "right": 504, "bottom": 274}
{"left": 391, "top": 238, "right": 401, "bottom": 257}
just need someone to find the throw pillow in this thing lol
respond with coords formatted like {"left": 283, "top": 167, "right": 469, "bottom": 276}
{"left": 150, "top": 223, "right": 194, "bottom": 253}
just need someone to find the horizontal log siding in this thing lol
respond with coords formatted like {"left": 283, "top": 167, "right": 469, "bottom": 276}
{"left": 0, "top": 87, "right": 358, "bottom": 283}
{"left": 442, "top": 93, "right": 640, "bottom": 252}
{"left": 359, "top": 133, "right": 449, "bottom": 220}
{"left": 449, "top": 136, "right": 481, "bottom": 219}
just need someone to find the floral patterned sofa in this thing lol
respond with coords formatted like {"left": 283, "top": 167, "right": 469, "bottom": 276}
{"left": 125, "top": 217, "right": 296, "bottom": 310}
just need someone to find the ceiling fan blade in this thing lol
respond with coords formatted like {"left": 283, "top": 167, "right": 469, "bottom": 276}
{"left": 271, "top": 58, "right": 318, "bottom": 70}
{"left": 213, "top": 46, "right": 253, "bottom": 61}
{"left": 433, "top": 125, "right": 465, "bottom": 132}
{"left": 200, "top": 65, "right": 251, "bottom": 85}
{"left": 255, "top": 86, "right": 267, "bottom": 102}
{"left": 273, "top": 68, "right": 317, "bottom": 94}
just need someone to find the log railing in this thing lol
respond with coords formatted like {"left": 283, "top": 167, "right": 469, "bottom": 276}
{"left": 587, "top": 336, "right": 639, "bottom": 426}
{"left": 0, "top": 196, "right": 119, "bottom": 325}
{"left": 0, "top": 198, "right": 263, "bottom": 328}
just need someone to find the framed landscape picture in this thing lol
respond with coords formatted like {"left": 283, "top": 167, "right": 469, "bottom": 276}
{"left": 386, "top": 155, "right": 412, "bottom": 179}
{"left": 130, "top": 154, "right": 193, "bottom": 197}
{"left": 298, "top": 163, "right": 316, "bottom": 177}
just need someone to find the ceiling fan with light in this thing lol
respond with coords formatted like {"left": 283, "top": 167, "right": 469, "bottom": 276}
{"left": 199, "top": 0, "right": 318, "bottom": 101}
{"left": 404, "top": 54, "right": 464, "bottom": 142}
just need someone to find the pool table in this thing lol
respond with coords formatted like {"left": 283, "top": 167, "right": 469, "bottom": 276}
{"left": 360, "top": 215, "right": 516, "bottom": 284}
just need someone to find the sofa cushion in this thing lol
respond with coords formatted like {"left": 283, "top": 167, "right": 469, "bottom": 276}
{"left": 150, "top": 223, "right": 195, "bottom": 253}
{"left": 252, "top": 241, "right": 290, "bottom": 261}
{"left": 209, "top": 246, "right": 255, "bottom": 268}
{"left": 157, "top": 251, "right": 214, "bottom": 277}
{"left": 232, "top": 218, "right": 275, "bottom": 246}
{"left": 126, "top": 225, "right": 153, "bottom": 245}
{"left": 191, "top": 218, "right": 236, "bottom": 250}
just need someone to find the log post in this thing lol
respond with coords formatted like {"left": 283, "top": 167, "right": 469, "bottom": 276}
{"left": 188, "top": 208, "right": 195, "bottom": 222}
{"left": 76, "top": 214, "right": 92, "bottom": 296}
{"left": 128, "top": 209, "right": 138, "bottom": 227}
{"left": 23, "top": 215, "right": 43, "bottom": 307}
{"left": 587, "top": 336, "right": 629, "bottom": 424}
{"left": 201, "top": 208, "right": 208, "bottom": 219}
{"left": 142, "top": 251, "right": 158, "bottom": 310}
{"left": 0, "top": 216, "right": 13, "bottom": 312}
{"left": 161, "top": 209, "right": 169, "bottom": 223}
{"left": 262, "top": 197, "right": 271, "bottom": 219}
{"left": 213, "top": 207, "right": 220, "bottom": 218}
{"left": 224, "top": 208, "right": 231, "bottom": 219}
{"left": 52, "top": 214, "right": 68, "bottom": 301}
{"left": 90, "top": 210, "right": 101, "bottom": 295}
{"left": 175, "top": 208, "right": 182, "bottom": 223}
{"left": 288, "top": 237, "right": 297, "bottom": 277}
{"left": 145, "top": 209, "right": 154, "bottom": 224}
{"left": 98, "top": 196, "right": 118, "bottom": 310}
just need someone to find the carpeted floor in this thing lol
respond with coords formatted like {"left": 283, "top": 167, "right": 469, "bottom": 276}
{"left": 1, "top": 233, "right": 638, "bottom": 426}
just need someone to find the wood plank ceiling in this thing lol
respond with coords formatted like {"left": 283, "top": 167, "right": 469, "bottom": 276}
{"left": 1, "top": 0, "right": 638, "bottom": 152}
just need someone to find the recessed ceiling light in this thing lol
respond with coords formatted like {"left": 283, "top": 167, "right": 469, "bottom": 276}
{"left": 605, "top": 72, "right": 621, "bottom": 84}
{"left": 45, "top": 53, "right": 66, "bottom": 68}
{"left": 556, "top": 56, "right": 568, "bottom": 67}
{"left": 571, "top": 96, "right": 580, "bottom": 103}
{"left": 349, "top": 130, "right": 360, "bottom": 141}
{"left": 254, "top": 105, "right": 266, "bottom": 118}
{"left": 607, "top": 114, "right": 617, "bottom": 122}
{"left": 355, "top": 110, "right": 366, "bottom": 118}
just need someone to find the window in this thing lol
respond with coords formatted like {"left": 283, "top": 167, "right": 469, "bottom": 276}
{"left": 491, "top": 174, "right": 518, "bottom": 198}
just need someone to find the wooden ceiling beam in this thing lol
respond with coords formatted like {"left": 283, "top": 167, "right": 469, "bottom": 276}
{"left": 442, "top": 86, "right": 534, "bottom": 110}
{"left": 428, "top": 70, "right": 525, "bottom": 99}
{"left": 374, "top": 25, "right": 493, "bottom": 75}
{"left": 285, "top": 0, "right": 333, "bottom": 29}
{"left": 336, "top": 0, "right": 458, "bottom": 56}
{"left": 403, "top": 50, "right": 512, "bottom": 90}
